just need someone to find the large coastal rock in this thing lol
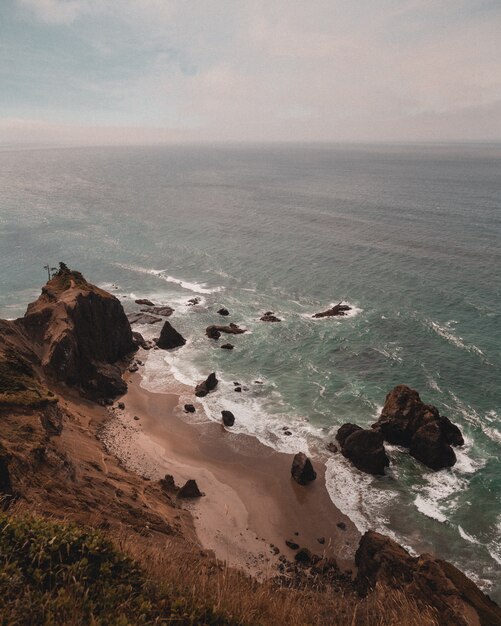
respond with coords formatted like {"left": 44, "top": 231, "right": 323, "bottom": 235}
{"left": 15, "top": 263, "right": 135, "bottom": 400}
{"left": 336, "top": 425, "right": 389, "bottom": 475}
{"left": 373, "top": 385, "right": 464, "bottom": 470}
{"left": 195, "top": 373, "right": 218, "bottom": 397}
{"left": 355, "top": 531, "right": 501, "bottom": 626}
{"left": 156, "top": 321, "right": 186, "bottom": 350}
{"left": 205, "top": 323, "right": 246, "bottom": 340}
{"left": 291, "top": 452, "right": 317, "bottom": 485}
{"left": 221, "top": 410, "right": 235, "bottom": 427}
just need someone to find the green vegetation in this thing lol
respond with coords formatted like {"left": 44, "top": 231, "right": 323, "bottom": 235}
{"left": 0, "top": 354, "right": 56, "bottom": 407}
{"left": 0, "top": 514, "right": 228, "bottom": 626}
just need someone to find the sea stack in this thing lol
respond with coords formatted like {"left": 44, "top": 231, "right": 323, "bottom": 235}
{"left": 291, "top": 452, "right": 317, "bottom": 485}
{"left": 156, "top": 320, "right": 186, "bottom": 350}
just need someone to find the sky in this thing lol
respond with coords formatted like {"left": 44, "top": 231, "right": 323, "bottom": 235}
{"left": 1, "top": 0, "right": 501, "bottom": 144}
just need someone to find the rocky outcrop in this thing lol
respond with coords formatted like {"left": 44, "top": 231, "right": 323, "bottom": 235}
{"left": 156, "top": 321, "right": 186, "bottom": 350}
{"left": 184, "top": 404, "right": 196, "bottom": 413}
{"left": 131, "top": 331, "right": 152, "bottom": 350}
{"left": 336, "top": 424, "right": 389, "bottom": 475}
{"left": 221, "top": 410, "right": 235, "bottom": 427}
{"left": 127, "top": 312, "right": 161, "bottom": 325}
{"left": 178, "top": 479, "right": 203, "bottom": 498}
{"left": 141, "top": 306, "right": 174, "bottom": 317}
{"left": 221, "top": 343, "right": 234, "bottom": 350}
{"left": 291, "top": 452, "right": 317, "bottom": 485}
{"left": 355, "top": 531, "right": 501, "bottom": 626}
{"left": 195, "top": 373, "right": 218, "bottom": 397}
{"left": 205, "top": 323, "right": 246, "bottom": 340}
{"left": 312, "top": 303, "right": 352, "bottom": 318}
{"left": 13, "top": 263, "right": 135, "bottom": 400}
{"left": 260, "top": 311, "right": 281, "bottom": 322}
{"left": 217, "top": 308, "right": 230, "bottom": 316}
{"left": 373, "top": 385, "right": 464, "bottom": 470}
{"left": 135, "top": 298, "right": 156, "bottom": 306}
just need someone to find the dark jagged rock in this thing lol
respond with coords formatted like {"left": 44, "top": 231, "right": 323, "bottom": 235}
{"left": 206, "top": 323, "right": 246, "bottom": 340}
{"left": 294, "top": 548, "right": 313, "bottom": 565}
{"left": 217, "top": 308, "right": 230, "bottom": 316}
{"left": 187, "top": 297, "right": 201, "bottom": 306}
{"left": 336, "top": 423, "right": 362, "bottom": 448}
{"left": 372, "top": 385, "right": 464, "bottom": 470}
{"left": 127, "top": 312, "right": 162, "bottom": 325}
{"left": 156, "top": 321, "right": 186, "bottom": 350}
{"left": 337, "top": 425, "right": 390, "bottom": 475}
{"left": 10, "top": 263, "right": 136, "bottom": 401}
{"left": 355, "top": 531, "right": 501, "bottom": 626}
{"left": 160, "top": 474, "right": 178, "bottom": 492}
{"left": 135, "top": 298, "right": 156, "bottom": 306}
{"left": 234, "top": 386, "right": 242, "bottom": 392}
{"left": 117, "top": 402, "right": 125, "bottom": 410}
{"left": 260, "top": 311, "right": 281, "bottom": 322}
{"left": 221, "top": 343, "right": 234, "bottom": 350}
{"left": 195, "top": 373, "right": 218, "bottom": 397}
{"left": 131, "top": 331, "right": 151, "bottom": 350}
{"left": 184, "top": 404, "right": 196, "bottom": 413}
{"left": 221, "top": 410, "right": 235, "bottom": 427}
{"left": 312, "top": 303, "right": 352, "bottom": 318}
{"left": 141, "top": 306, "right": 174, "bottom": 317}
{"left": 291, "top": 452, "right": 317, "bottom": 485}
{"left": 177, "top": 479, "right": 203, "bottom": 498}
{"left": 285, "top": 540, "right": 300, "bottom": 550}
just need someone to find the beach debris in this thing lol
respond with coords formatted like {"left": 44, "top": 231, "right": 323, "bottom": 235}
{"left": 156, "top": 321, "right": 186, "bottom": 350}
{"left": 372, "top": 385, "right": 464, "bottom": 470}
{"left": 217, "top": 307, "right": 230, "bottom": 316}
{"left": 312, "top": 303, "right": 352, "bottom": 318}
{"left": 178, "top": 479, "right": 203, "bottom": 498}
{"left": 336, "top": 423, "right": 389, "bottom": 475}
{"left": 184, "top": 404, "right": 196, "bottom": 413}
{"left": 135, "top": 298, "right": 157, "bottom": 306}
{"left": 260, "top": 311, "right": 281, "bottom": 322}
{"left": 221, "top": 410, "right": 235, "bottom": 427}
{"left": 195, "top": 372, "right": 218, "bottom": 397}
{"left": 133, "top": 415, "right": 139, "bottom": 421}
{"left": 285, "top": 540, "right": 300, "bottom": 550}
{"left": 291, "top": 452, "right": 317, "bottom": 485}
{"left": 221, "top": 343, "right": 234, "bottom": 350}
{"left": 127, "top": 312, "right": 162, "bottom": 325}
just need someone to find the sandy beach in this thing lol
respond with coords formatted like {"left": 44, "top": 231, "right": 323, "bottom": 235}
{"left": 100, "top": 358, "right": 360, "bottom": 578}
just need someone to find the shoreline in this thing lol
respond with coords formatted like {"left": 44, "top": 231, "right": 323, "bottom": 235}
{"left": 100, "top": 361, "right": 361, "bottom": 578}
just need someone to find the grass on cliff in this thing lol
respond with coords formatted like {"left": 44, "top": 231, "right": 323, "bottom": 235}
{"left": 0, "top": 512, "right": 440, "bottom": 626}
{"left": 0, "top": 354, "right": 57, "bottom": 407}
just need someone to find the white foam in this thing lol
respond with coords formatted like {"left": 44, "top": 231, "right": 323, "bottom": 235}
{"left": 458, "top": 526, "right": 480, "bottom": 544}
{"left": 413, "top": 468, "right": 468, "bottom": 524}
{"left": 427, "top": 319, "right": 484, "bottom": 358}
{"left": 113, "top": 262, "right": 223, "bottom": 294}
{"left": 414, "top": 495, "right": 447, "bottom": 523}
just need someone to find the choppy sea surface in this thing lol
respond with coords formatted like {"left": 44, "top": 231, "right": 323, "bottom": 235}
{"left": 0, "top": 143, "right": 500, "bottom": 599}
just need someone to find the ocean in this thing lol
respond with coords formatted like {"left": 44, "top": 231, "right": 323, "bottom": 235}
{"left": 0, "top": 143, "right": 500, "bottom": 599}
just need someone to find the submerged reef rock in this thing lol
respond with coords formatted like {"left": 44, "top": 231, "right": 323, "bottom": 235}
{"left": 336, "top": 425, "right": 389, "bottom": 475}
{"left": 260, "top": 311, "right": 281, "bottom": 322}
{"left": 156, "top": 321, "right": 186, "bottom": 350}
{"left": 195, "top": 373, "right": 218, "bottom": 397}
{"left": 356, "top": 531, "right": 501, "bottom": 626}
{"left": 217, "top": 307, "right": 230, "bottom": 316}
{"left": 291, "top": 452, "right": 317, "bottom": 485}
{"left": 373, "top": 385, "right": 463, "bottom": 470}
{"left": 312, "top": 303, "right": 351, "bottom": 318}
{"left": 205, "top": 323, "right": 246, "bottom": 340}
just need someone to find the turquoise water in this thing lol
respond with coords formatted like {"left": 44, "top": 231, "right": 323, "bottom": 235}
{"left": 0, "top": 143, "right": 500, "bottom": 598}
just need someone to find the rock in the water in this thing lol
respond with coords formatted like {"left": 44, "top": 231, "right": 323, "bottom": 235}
{"left": 312, "top": 303, "right": 352, "bottom": 318}
{"left": 195, "top": 373, "right": 218, "bottom": 397}
{"left": 291, "top": 452, "right": 317, "bottom": 485}
{"left": 206, "top": 323, "right": 246, "bottom": 339}
{"left": 337, "top": 425, "right": 390, "bottom": 475}
{"left": 187, "top": 297, "right": 201, "bottom": 306}
{"left": 184, "top": 404, "right": 196, "bottom": 413}
{"left": 178, "top": 479, "right": 203, "bottom": 498}
{"left": 135, "top": 298, "right": 156, "bottom": 306}
{"left": 260, "top": 311, "right": 281, "bottom": 322}
{"left": 221, "top": 410, "right": 235, "bottom": 427}
{"left": 234, "top": 386, "right": 242, "bottom": 392}
{"left": 156, "top": 321, "right": 186, "bottom": 350}
{"left": 355, "top": 531, "right": 501, "bottom": 626}
{"left": 128, "top": 312, "right": 162, "bottom": 325}
{"left": 221, "top": 343, "right": 234, "bottom": 350}
{"left": 336, "top": 423, "right": 362, "bottom": 447}
{"left": 141, "top": 305, "right": 174, "bottom": 317}
{"left": 217, "top": 307, "right": 230, "bottom": 316}
{"left": 373, "top": 385, "right": 464, "bottom": 470}
{"left": 131, "top": 331, "right": 152, "bottom": 350}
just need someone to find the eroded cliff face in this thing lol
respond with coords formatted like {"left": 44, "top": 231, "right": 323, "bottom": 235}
{"left": 3, "top": 263, "right": 136, "bottom": 401}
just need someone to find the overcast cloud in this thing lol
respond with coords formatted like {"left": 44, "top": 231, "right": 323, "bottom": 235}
{"left": 1, "top": 0, "right": 500, "bottom": 144}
